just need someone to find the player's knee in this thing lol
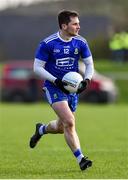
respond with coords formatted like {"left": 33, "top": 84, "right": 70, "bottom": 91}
{"left": 58, "top": 124, "right": 64, "bottom": 133}
{"left": 64, "top": 115, "right": 75, "bottom": 130}
{"left": 57, "top": 120, "right": 64, "bottom": 133}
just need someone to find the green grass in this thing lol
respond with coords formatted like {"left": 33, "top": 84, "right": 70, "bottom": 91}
{"left": 95, "top": 59, "right": 128, "bottom": 72}
{"left": 94, "top": 59, "right": 128, "bottom": 103}
{"left": 116, "top": 80, "right": 128, "bottom": 103}
{"left": 0, "top": 102, "right": 128, "bottom": 179}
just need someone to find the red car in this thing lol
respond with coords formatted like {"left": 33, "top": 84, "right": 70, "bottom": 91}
{"left": 1, "top": 60, "right": 43, "bottom": 102}
{"left": 1, "top": 60, "right": 118, "bottom": 103}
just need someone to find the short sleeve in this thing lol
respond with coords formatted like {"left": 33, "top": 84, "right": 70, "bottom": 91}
{"left": 35, "top": 41, "right": 49, "bottom": 61}
{"left": 80, "top": 41, "right": 92, "bottom": 59}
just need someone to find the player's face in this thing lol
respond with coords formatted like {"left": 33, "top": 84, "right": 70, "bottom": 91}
{"left": 64, "top": 17, "right": 80, "bottom": 37}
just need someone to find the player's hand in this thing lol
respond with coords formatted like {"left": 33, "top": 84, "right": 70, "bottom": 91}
{"left": 54, "top": 79, "right": 69, "bottom": 94}
{"left": 77, "top": 79, "right": 90, "bottom": 94}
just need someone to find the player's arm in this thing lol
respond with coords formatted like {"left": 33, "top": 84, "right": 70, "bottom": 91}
{"left": 33, "top": 58, "right": 56, "bottom": 83}
{"left": 77, "top": 56, "right": 94, "bottom": 94}
{"left": 77, "top": 38, "right": 94, "bottom": 94}
{"left": 33, "top": 58, "right": 69, "bottom": 94}
{"left": 83, "top": 55, "right": 94, "bottom": 82}
{"left": 34, "top": 41, "right": 69, "bottom": 93}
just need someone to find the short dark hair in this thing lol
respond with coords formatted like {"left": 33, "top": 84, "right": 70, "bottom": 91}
{"left": 58, "top": 10, "right": 79, "bottom": 29}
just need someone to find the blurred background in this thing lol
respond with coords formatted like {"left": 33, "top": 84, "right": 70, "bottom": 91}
{"left": 0, "top": 0, "right": 128, "bottom": 104}
{"left": 1, "top": 2, "right": 128, "bottom": 179}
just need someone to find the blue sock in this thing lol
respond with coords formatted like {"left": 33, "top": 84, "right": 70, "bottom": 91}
{"left": 73, "top": 149, "right": 84, "bottom": 163}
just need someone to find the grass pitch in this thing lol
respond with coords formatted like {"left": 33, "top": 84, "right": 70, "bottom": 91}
{"left": 0, "top": 102, "right": 128, "bottom": 179}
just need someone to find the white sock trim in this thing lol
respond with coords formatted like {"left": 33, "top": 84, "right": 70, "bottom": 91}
{"left": 77, "top": 154, "right": 84, "bottom": 163}
{"left": 39, "top": 125, "right": 44, "bottom": 135}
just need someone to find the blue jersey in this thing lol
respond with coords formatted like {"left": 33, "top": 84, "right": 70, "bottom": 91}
{"left": 35, "top": 32, "right": 92, "bottom": 85}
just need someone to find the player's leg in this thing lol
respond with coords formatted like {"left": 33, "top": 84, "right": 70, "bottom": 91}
{"left": 29, "top": 84, "right": 65, "bottom": 148}
{"left": 29, "top": 119, "right": 64, "bottom": 148}
{"left": 30, "top": 101, "right": 80, "bottom": 151}
{"left": 52, "top": 100, "right": 92, "bottom": 170}
{"left": 52, "top": 100, "right": 80, "bottom": 151}
{"left": 45, "top": 119, "right": 64, "bottom": 134}
{"left": 29, "top": 83, "right": 92, "bottom": 170}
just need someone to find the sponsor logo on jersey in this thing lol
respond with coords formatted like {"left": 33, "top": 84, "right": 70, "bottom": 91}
{"left": 56, "top": 57, "right": 75, "bottom": 67}
{"left": 53, "top": 49, "right": 60, "bottom": 53}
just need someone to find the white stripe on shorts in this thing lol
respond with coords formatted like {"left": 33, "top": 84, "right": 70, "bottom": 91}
{"left": 44, "top": 87, "right": 52, "bottom": 104}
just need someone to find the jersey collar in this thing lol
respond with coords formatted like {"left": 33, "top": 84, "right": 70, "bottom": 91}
{"left": 57, "top": 31, "right": 73, "bottom": 42}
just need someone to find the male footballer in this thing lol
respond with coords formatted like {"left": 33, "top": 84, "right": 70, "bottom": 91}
{"left": 29, "top": 10, "right": 94, "bottom": 171}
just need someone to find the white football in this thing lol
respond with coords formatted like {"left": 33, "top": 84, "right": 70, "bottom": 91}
{"left": 62, "top": 72, "right": 83, "bottom": 93}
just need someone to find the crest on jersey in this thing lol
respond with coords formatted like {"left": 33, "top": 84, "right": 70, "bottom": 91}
{"left": 74, "top": 48, "right": 78, "bottom": 54}
{"left": 53, "top": 93, "right": 58, "bottom": 99}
